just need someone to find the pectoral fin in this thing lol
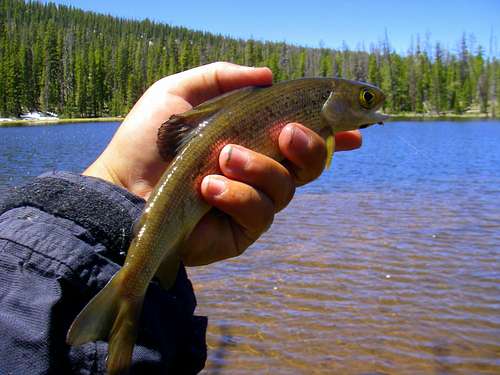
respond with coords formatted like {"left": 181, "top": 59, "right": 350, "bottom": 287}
{"left": 157, "top": 86, "right": 264, "bottom": 161}
{"left": 325, "top": 133, "right": 335, "bottom": 169}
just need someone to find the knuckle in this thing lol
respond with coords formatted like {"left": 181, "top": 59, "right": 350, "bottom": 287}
{"left": 310, "top": 167, "right": 324, "bottom": 183}
{"left": 233, "top": 249, "right": 244, "bottom": 258}
{"left": 233, "top": 241, "right": 247, "bottom": 257}
{"left": 211, "top": 61, "right": 233, "bottom": 70}
{"left": 259, "top": 200, "right": 275, "bottom": 233}
{"left": 311, "top": 143, "right": 328, "bottom": 176}
{"left": 246, "top": 193, "right": 275, "bottom": 237}
{"left": 276, "top": 172, "right": 295, "bottom": 211}
{"left": 294, "top": 168, "right": 320, "bottom": 186}
{"left": 254, "top": 158, "right": 295, "bottom": 212}
{"left": 210, "top": 62, "right": 233, "bottom": 93}
{"left": 311, "top": 135, "right": 328, "bottom": 158}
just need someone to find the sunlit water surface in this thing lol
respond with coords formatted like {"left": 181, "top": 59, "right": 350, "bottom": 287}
{"left": 1, "top": 121, "right": 499, "bottom": 374}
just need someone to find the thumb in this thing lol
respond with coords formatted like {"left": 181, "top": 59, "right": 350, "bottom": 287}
{"left": 160, "top": 62, "right": 273, "bottom": 106}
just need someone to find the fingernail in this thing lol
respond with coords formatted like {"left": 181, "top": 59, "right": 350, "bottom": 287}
{"left": 288, "top": 125, "right": 310, "bottom": 152}
{"left": 203, "top": 176, "right": 226, "bottom": 197}
{"left": 222, "top": 145, "right": 249, "bottom": 172}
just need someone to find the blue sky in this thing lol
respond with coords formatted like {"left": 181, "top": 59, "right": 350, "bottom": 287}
{"left": 41, "top": 0, "right": 499, "bottom": 56}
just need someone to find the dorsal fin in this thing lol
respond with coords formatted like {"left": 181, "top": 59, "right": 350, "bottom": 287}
{"left": 157, "top": 85, "right": 264, "bottom": 161}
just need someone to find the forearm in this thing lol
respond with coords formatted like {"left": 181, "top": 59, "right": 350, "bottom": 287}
{"left": 0, "top": 171, "right": 206, "bottom": 374}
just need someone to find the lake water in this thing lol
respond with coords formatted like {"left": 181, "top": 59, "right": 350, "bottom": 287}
{"left": 1, "top": 121, "right": 499, "bottom": 374}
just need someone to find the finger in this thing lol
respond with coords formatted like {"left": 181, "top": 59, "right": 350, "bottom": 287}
{"left": 218, "top": 145, "right": 295, "bottom": 212}
{"left": 335, "top": 130, "right": 362, "bottom": 151}
{"left": 163, "top": 62, "right": 273, "bottom": 106}
{"left": 200, "top": 175, "right": 275, "bottom": 239}
{"left": 279, "top": 123, "right": 327, "bottom": 186}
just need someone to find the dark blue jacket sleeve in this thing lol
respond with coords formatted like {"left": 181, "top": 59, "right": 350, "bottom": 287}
{"left": 0, "top": 171, "right": 206, "bottom": 374}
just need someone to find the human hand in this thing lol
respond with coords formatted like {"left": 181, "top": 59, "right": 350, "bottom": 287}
{"left": 84, "top": 62, "right": 362, "bottom": 266}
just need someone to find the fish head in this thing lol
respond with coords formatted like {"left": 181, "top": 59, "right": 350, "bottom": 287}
{"left": 321, "top": 79, "right": 389, "bottom": 133}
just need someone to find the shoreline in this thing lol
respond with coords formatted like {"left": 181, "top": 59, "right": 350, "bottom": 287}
{"left": 0, "top": 117, "right": 123, "bottom": 127}
{"left": 0, "top": 114, "right": 498, "bottom": 128}
{"left": 387, "top": 113, "right": 498, "bottom": 121}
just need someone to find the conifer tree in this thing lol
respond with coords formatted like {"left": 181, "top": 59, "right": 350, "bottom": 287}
{"left": 0, "top": 0, "right": 498, "bottom": 118}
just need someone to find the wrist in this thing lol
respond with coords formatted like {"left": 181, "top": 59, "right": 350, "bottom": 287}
{"left": 83, "top": 159, "right": 125, "bottom": 190}
{"left": 83, "top": 159, "right": 155, "bottom": 200}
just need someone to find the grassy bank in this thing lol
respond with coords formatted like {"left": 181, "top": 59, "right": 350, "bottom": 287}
{"left": 0, "top": 117, "right": 123, "bottom": 127}
{"left": 387, "top": 112, "right": 498, "bottom": 121}
{"left": 1, "top": 113, "right": 498, "bottom": 128}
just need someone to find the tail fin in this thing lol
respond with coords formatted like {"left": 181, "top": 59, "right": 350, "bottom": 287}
{"left": 66, "top": 272, "right": 144, "bottom": 375}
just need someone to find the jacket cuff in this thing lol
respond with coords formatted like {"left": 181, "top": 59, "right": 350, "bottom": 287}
{"left": 0, "top": 171, "right": 144, "bottom": 264}
{"left": 0, "top": 171, "right": 207, "bottom": 373}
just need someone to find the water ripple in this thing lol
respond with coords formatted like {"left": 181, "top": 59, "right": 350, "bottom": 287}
{"left": 191, "top": 122, "right": 500, "bottom": 374}
{"left": 2, "top": 121, "right": 500, "bottom": 374}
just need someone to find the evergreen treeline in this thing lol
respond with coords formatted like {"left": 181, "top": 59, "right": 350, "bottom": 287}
{"left": 1, "top": 0, "right": 499, "bottom": 118}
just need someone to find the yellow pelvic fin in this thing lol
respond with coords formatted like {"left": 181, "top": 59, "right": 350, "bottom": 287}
{"left": 325, "top": 133, "right": 335, "bottom": 169}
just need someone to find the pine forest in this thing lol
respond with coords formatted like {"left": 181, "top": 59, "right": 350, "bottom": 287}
{"left": 0, "top": 0, "right": 499, "bottom": 118}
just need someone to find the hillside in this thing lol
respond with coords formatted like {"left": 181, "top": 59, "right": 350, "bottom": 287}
{"left": 0, "top": 0, "right": 498, "bottom": 117}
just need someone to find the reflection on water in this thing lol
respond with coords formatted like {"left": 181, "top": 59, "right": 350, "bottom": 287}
{"left": 190, "top": 121, "right": 500, "bottom": 374}
{"left": 1, "top": 121, "right": 500, "bottom": 373}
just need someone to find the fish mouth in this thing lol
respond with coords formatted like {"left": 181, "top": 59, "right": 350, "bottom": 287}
{"left": 360, "top": 112, "right": 390, "bottom": 129}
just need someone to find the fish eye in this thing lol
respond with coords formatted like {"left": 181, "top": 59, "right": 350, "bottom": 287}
{"left": 360, "top": 88, "right": 375, "bottom": 109}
